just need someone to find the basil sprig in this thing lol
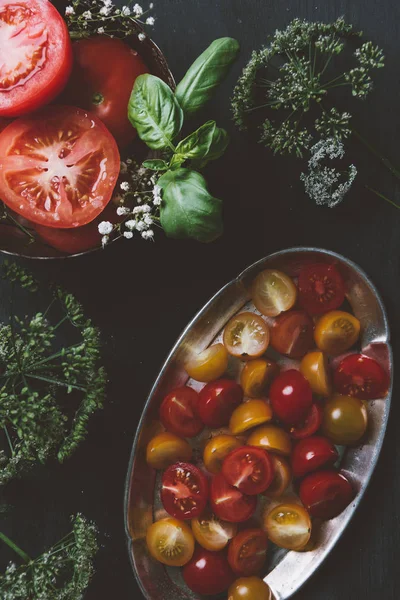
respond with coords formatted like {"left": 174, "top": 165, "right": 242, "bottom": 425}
{"left": 128, "top": 37, "right": 239, "bottom": 243}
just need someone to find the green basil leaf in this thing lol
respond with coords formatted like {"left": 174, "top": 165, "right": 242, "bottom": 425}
{"left": 142, "top": 159, "right": 169, "bottom": 171}
{"left": 128, "top": 74, "right": 183, "bottom": 150}
{"left": 175, "top": 37, "right": 240, "bottom": 117}
{"left": 158, "top": 168, "right": 223, "bottom": 242}
{"left": 173, "top": 120, "right": 229, "bottom": 167}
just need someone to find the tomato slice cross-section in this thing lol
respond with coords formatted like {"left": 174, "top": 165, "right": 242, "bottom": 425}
{"left": 161, "top": 462, "right": 208, "bottom": 520}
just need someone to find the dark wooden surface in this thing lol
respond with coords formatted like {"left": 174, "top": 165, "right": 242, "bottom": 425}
{"left": 1, "top": 0, "right": 400, "bottom": 598}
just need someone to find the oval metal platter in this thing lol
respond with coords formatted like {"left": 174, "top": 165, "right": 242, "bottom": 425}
{"left": 124, "top": 247, "right": 392, "bottom": 600}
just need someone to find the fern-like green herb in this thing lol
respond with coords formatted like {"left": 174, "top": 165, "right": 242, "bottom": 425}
{"left": 0, "top": 262, "right": 107, "bottom": 484}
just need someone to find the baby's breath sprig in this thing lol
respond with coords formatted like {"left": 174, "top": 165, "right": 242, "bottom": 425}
{"left": 65, "top": 0, "right": 155, "bottom": 40}
{"left": 0, "top": 514, "right": 98, "bottom": 600}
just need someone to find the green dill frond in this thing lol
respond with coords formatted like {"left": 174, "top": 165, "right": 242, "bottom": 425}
{"left": 1, "top": 262, "right": 38, "bottom": 293}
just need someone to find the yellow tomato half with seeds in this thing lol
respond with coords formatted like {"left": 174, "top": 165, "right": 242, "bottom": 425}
{"left": 146, "top": 517, "right": 195, "bottom": 566}
{"left": 191, "top": 509, "right": 237, "bottom": 551}
{"left": 264, "top": 503, "right": 311, "bottom": 550}
{"left": 314, "top": 310, "right": 360, "bottom": 356}
{"left": 185, "top": 343, "right": 229, "bottom": 382}
{"left": 240, "top": 358, "right": 279, "bottom": 397}
{"left": 251, "top": 269, "right": 297, "bottom": 317}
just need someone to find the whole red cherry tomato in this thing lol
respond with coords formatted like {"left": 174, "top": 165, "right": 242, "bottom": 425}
{"left": 290, "top": 403, "right": 323, "bottom": 440}
{"left": 160, "top": 386, "right": 203, "bottom": 438}
{"left": 291, "top": 436, "right": 338, "bottom": 478}
{"left": 228, "top": 529, "right": 268, "bottom": 576}
{"left": 270, "top": 311, "right": 314, "bottom": 358}
{"left": 298, "top": 263, "right": 345, "bottom": 316}
{"left": 183, "top": 547, "right": 235, "bottom": 596}
{"left": 62, "top": 36, "right": 148, "bottom": 147}
{"left": 222, "top": 446, "right": 275, "bottom": 495}
{"left": 161, "top": 462, "right": 208, "bottom": 520}
{"left": 270, "top": 370, "right": 313, "bottom": 427}
{"left": 197, "top": 379, "right": 243, "bottom": 428}
{"left": 334, "top": 354, "right": 389, "bottom": 400}
{"left": 210, "top": 473, "right": 257, "bottom": 523}
{"left": 299, "top": 470, "right": 353, "bottom": 519}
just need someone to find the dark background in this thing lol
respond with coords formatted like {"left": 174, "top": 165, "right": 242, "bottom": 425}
{"left": 0, "top": 0, "right": 399, "bottom": 598}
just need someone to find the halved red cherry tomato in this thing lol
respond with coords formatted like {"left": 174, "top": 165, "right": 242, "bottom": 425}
{"left": 197, "top": 379, "right": 243, "bottom": 428}
{"left": 270, "top": 370, "right": 313, "bottom": 427}
{"left": 210, "top": 473, "right": 257, "bottom": 523}
{"left": 159, "top": 386, "right": 203, "bottom": 438}
{"left": 203, "top": 435, "right": 243, "bottom": 475}
{"left": 0, "top": 0, "right": 72, "bottom": 117}
{"left": 291, "top": 436, "right": 338, "bottom": 478}
{"left": 334, "top": 354, "right": 389, "bottom": 400}
{"left": 270, "top": 311, "right": 314, "bottom": 358}
{"left": 290, "top": 403, "right": 323, "bottom": 440}
{"left": 228, "top": 529, "right": 268, "bottom": 576}
{"left": 183, "top": 547, "right": 235, "bottom": 596}
{"left": 161, "top": 462, "right": 208, "bottom": 520}
{"left": 299, "top": 470, "right": 354, "bottom": 519}
{"left": 0, "top": 106, "right": 120, "bottom": 228}
{"left": 223, "top": 312, "right": 270, "bottom": 359}
{"left": 62, "top": 36, "right": 148, "bottom": 147}
{"left": 222, "top": 446, "right": 275, "bottom": 495}
{"left": 298, "top": 263, "right": 345, "bottom": 315}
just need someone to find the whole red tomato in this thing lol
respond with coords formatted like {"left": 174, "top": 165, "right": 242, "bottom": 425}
{"left": 62, "top": 36, "right": 148, "bottom": 147}
{"left": 270, "top": 370, "right": 313, "bottom": 427}
{"left": 183, "top": 547, "right": 235, "bottom": 595}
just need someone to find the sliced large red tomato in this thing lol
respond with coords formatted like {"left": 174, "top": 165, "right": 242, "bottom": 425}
{"left": 62, "top": 36, "right": 148, "bottom": 148}
{"left": 0, "top": 106, "right": 120, "bottom": 228}
{"left": 0, "top": 0, "right": 72, "bottom": 117}
{"left": 298, "top": 263, "right": 345, "bottom": 316}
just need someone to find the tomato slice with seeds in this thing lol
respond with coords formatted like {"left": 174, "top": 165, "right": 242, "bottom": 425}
{"left": 160, "top": 386, "right": 204, "bottom": 438}
{"left": 146, "top": 517, "right": 195, "bottom": 567}
{"left": 334, "top": 354, "right": 389, "bottom": 400}
{"left": 161, "top": 462, "right": 208, "bottom": 520}
{"left": 0, "top": 0, "right": 72, "bottom": 117}
{"left": 0, "top": 106, "right": 120, "bottom": 228}
{"left": 298, "top": 263, "right": 346, "bottom": 316}
{"left": 290, "top": 402, "right": 323, "bottom": 440}
{"left": 223, "top": 312, "right": 270, "bottom": 359}
{"left": 210, "top": 473, "right": 257, "bottom": 523}
{"left": 222, "top": 446, "right": 275, "bottom": 495}
{"left": 228, "top": 529, "right": 268, "bottom": 577}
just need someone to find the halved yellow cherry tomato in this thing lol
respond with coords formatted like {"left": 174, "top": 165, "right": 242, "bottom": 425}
{"left": 228, "top": 577, "right": 272, "bottom": 600}
{"left": 322, "top": 393, "right": 368, "bottom": 445}
{"left": 247, "top": 424, "right": 291, "bottom": 456}
{"left": 240, "top": 358, "right": 280, "bottom": 397}
{"left": 314, "top": 310, "right": 360, "bottom": 356}
{"left": 146, "top": 432, "right": 192, "bottom": 469}
{"left": 191, "top": 509, "right": 237, "bottom": 551}
{"left": 229, "top": 399, "right": 273, "bottom": 435}
{"left": 185, "top": 343, "right": 229, "bottom": 382}
{"left": 300, "top": 351, "right": 332, "bottom": 396}
{"left": 264, "top": 455, "right": 292, "bottom": 499}
{"left": 146, "top": 517, "right": 195, "bottom": 566}
{"left": 251, "top": 269, "right": 297, "bottom": 317}
{"left": 223, "top": 312, "right": 270, "bottom": 360}
{"left": 264, "top": 503, "right": 311, "bottom": 550}
{"left": 203, "top": 434, "right": 243, "bottom": 474}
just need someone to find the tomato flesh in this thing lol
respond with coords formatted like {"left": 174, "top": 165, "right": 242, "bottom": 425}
{"left": 223, "top": 312, "right": 270, "bottom": 359}
{"left": 161, "top": 462, "right": 208, "bottom": 520}
{"left": 197, "top": 379, "right": 243, "bottom": 428}
{"left": 146, "top": 517, "right": 195, "bottom": 567}
{"left": 228, "top": 529, "right": 268, "bottom": 576}
{"left": 0, "top": 106, "right": 120, "bottom": 228}
{"left": 298, "top": 263, "right": 345, "bottom": 315}
{"left": 222, "top": 446, "right": 275, "bottom": 495}
{"left": 270, "top": 311, "right": 314, "bottom": 358}
{"left": 291, "top": 435, "right": 338, "bottom": 478}
{"left": 0, "top": 0, "right": 72, "bottom": 117}
{"left": 290, "top": 402, "right": 323, "bottom": 440}
{"left": 334, "top": 354, "right": 389, "bottom": 400}
{"left": 299, "top": 470, "right": 354, "bottom": 519}
{"left": 183, "top": 547, "right": 235, "bottom": 596}
{"left": 210, "top": 473, "right": 257, "bottom": 523}
{"left": 160, "top": 386, "right": 204, "bottom": 438}
{"left": 270, "top": 369, "right": 313, "bottom": 427}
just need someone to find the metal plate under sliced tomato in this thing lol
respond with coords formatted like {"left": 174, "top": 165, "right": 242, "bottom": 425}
{"left": 0, "top": 106, "right": 120, "bottom": 228}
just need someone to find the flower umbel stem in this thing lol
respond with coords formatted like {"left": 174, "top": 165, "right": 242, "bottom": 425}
{"left": 353, "top": 129, "right": 400, "bottom": 181}
{"left": 0, "top": 531, "right": 31, "bottom": 563}
{"left": 366, "top": 185, "right": 400, "bottom": 209}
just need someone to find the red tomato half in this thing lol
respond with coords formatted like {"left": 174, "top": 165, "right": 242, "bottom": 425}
{"left": 0, "top": 106, "right": 120, "bottom": 228}
{"left": 334, "top": 354, "right": 389, "bottom": 400}
{"left": 160, "top": 386, "right": 204, "bottom": 438}
{"left": 270, "top": 370, "right": 313, "bottom": 427}
{"left": 183, "top": 547, "right": 235, "bottom": 596}
{"left": 210, "top": 473, "right": 257, "bottom": 523}
{"left": 290, "top": 403, "right": 323, "bottom": 440}
{"left": 299, "top": 470, "right": 354, "bottom": 519}
{"left": 62, "top": 36, "right": 148, "bottom": 147}
{"left": 0, "top": 0, "right": 72, "bottom": 117}
{"left": 270, "top": 311, "right": 314, "bottom": 358}
{"left": 197, "top": 379, "right": 243, "bottom": 428}
{"left": 161, "top": 462, "right": 208, "bottom": 520}
{"left": 291, "top": 436, "right": 338, "bottom": 478}
{"left": 222, "top": 446, "right": 275, "bottom": 495}
{"left": 298, "top": 263, "right": 345, "bottom": 316}
{"left": 228, "top": 529, "right": 268, "bottom": 576}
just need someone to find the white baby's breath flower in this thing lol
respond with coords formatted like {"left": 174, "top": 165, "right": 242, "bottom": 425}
{"left": 116, "top": 206, "right": 129, "bottom": 216}
{"left": 149, "top": 2, "right": 154, "bottom": 8}
{"left": 132, "top": 206, "right": 143, "bottom": 215}
{"left": 146, "top": 16, "right": 155, "bottom": 25}
{"left": 65, "top": 5, "right": 74, "bottom": 16}
{"left": 100, "top": 6, "right": 111, "bottom": 16}
{"left": 124, "top": 231, "right": 134, "bottom": 239}
{"left": 138, "top": 33, "right": 146, "bottom": 42}
{"left": 97, "top": 27, "right": 105, "bottom": 34}
{"left": 142, "top": 229, "right": 154, "bottom": 239}
{"left": 122, "top": 5, "right": 131, "bottom": 16}
{"left": 120, "top": 181, "right": 130, "bottom": 192}
{"left": 141, "top": 204, "right": 151, "bottom": 213}
{"left": 98, "top": 221, "right": 113, "bottom": 235}
{"left": 103, "top": 0, "right": 113, "bottom": 6}
{"left": 102, "top": 235, "right": 109, "bottom": 248}
{"left": 133, "top": 3, "right": 143, "bottom": 16}
{"left": 136, "top": 221, "right": 146, "bottom": 232}
{"left": 125, "top": 219, "right": 137, "bottom": 230}
{"left": 82, "top": 10, "right": 92, "bottom": 19}
{"left": 144, "top": 214, "right": 153, "bottom": 225}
